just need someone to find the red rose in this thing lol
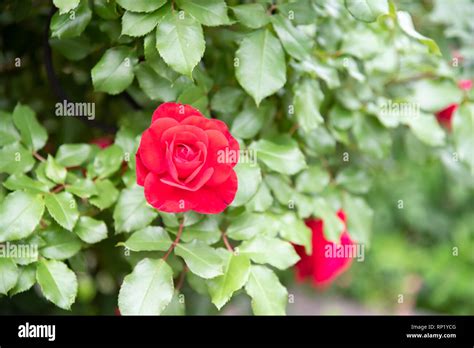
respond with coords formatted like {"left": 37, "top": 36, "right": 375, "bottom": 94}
{"left": 435, "top": 79, "right": 472, "bottom": 130}
{"left": 90, "top": 136, "right": 113, "bottom": 149}
{"left": 294, "top": 210, "right": 354, "bottom": 287}
{"left": 435, "top": 103, "right": 458, "bottom": 130}
{"left": 458, "top": 79, "right": 473, "bottom": 91}
{"left": 136, "top": 102, "right": 239, "bottom": 214}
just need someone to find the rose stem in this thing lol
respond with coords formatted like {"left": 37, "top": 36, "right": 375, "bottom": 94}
{"left": 221, "top": 231, "right": 234, "bottom": 253}
{"left": 163, "top": 218, "right": 184, "bottom": 261}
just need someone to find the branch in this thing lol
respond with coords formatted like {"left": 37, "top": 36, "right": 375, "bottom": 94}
{"left": 163, "top": 218, "right": 185, "bottom": 261}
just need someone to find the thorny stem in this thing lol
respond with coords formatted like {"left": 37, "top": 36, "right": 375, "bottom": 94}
{"left": 163, "top": 218, "right": 184, "bottom": 261}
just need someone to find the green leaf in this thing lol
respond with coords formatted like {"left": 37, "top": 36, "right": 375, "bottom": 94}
{"left": 89, "top": 179, "right": 119, "bottom": 209}
{"left": 235, "top": 29, "right": 286, "bottom": 105}
{"left": 342, "top": 193, "right": 373, "bottom": 245}
{"left": 10, "top": 264, "right": 36, "bottom": 296}
{"left": 0, "top": 142, "right": 35, "bottom": 174}
{"left": 0, "top": 191, "right": 44, "bottom": 242}
{"left": 277, "top": 0, "right": 317, "bottom": 25}
{"left": 211, "top": 87, "right": 245, "bottom": 114}
{"left": 177, "top": 85, "right": 209, "bottom": 114}
{"left": 34, "top": 162, "right": 56, "bottom": 189}
{"left": 177, "top": 216, "right": 221, "bottom": 244}
{"left": 162, "top": 291, "right": 186, "bottom": 315}
{"left": 278, "top": 212, "right": 312, "bottom": 254}
{"left": 50, "top": 36, "right": 93, "bottom": 61}
{"left": 94, "top": 0, "right": 120, "bottom": 19}
{"left": 118, "top": 258, "right": 174, "bottom": 315}
{"left": 56, "top": 144, "right": 92, "bottom": 167}
{"left": 453, "top": 103, "right": 474, "bottom": 173}
{"left": 227, "top": 212, "right": 279, "bottom": 240}
{"left": 50, "top": 0, "right": 92, "bottom": 39}
{"left": 91, "top": 46, "right": 138, "bottom": 95}
{"left": 36, "top": 259, "right": 78, "bottom": 310}
{"left": 175, "top": 240, "right": 224, "bottom": 279}
{"left": 313, "top": 198, "right": 345, "bottom": 242}
{"left": 135, "top": 62, "right": 179, "bottom": 101}
{"left": 74, "top": 216, "right": 108, "bottom": 244}
{"left": 208, "top": 252, "right": 251, "bottom": 309}
{"left": 12, "top": 103, "right": 47, "bottom": 152}
{"left": 161, "top": 291, "right": 186, "bottom": 315}
{"left": 121, "top": 8, "right": 165, "bottom": 37}
{"left": 116, "top": 0, "right": 167, "bottom": 13}
{"left": 293, "top": 78, "right": 324, "bottom": 132}
{"left": 144, "top": 32, "right": 180, "bottom": 81}
{"left": 335, "top": 167, "right": 371, "bottom": 194}
{"left": 177, "top": 0, "right": 230, "bottom": 26}
{"left": 3, "top": 173, "right": 49, "bottom": 193}
{"left": 118, "top": 226, "right": 171, "bottom": 251}
{"left": 66, "top": 178, "right": 97, "bottom": 198}
{"left": 231, "top": 4, "right": 269, "bottom": 29}
{"left": 156, "top": 10, "right": 205, "bottom": 78}
{"left": 90, "top": 144, "right": 124, "bottom": 179}
{"left": 44, "top": 192, "right": 79, "bottom": 231}
{"left": 230, "top": 100, "right": 269, "bottom": 139}
{"left": 353, "top": 114, "right": 392, "bottom": 158}
{"left": 0, "top": 258, "right": 19, "bottom": 295}
{"left": 246, "top": 181, "right": 273, "bottom": 213}
{"left": 271, "top": 14, "right": 312, "bottom": 60}
{"left": 401, "top": 113, "right": 445, "bottom": 146}
{"left": 397, "top": 11, "right": 441, "bottom": 55}
{"left": 295, "top": 165, "right": 330, "bottom": 194}
{"left": 245, "top": 265, "right": 287, "bottom": 315}
{"left": 40, "top": 225, "right": 82, "bottom": 260}
{"left": 238, "top": 236, "right": 300, "bottom": 270}
{"left": 293, "top": 58, "right": 341, "bottom": 89}
{"left": 53, "top": 0, "right": 80, "bottom": 14}
{"left": 0, "top": 111, "right": 20, "bottom": 146}
{"left": 231, "top": 162, "right": 262, "bottom": 207}
{"left": 113, "top": 185, "right": 158, "bottom": 234}
{"left": 250, "top": 137, "right": 306, "bottom": 175}
{"left": 345, "top": 0, "right": 388, "bottom": 22}
{"left": 409, "top": 79, "right": 463, "bottom": 112}
{"left": 45, "top": 155, "right": 67, "bottom": 184}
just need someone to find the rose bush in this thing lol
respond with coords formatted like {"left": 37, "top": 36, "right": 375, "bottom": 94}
{"left": 0, "top": 0, "right": 472, "bottom": 315}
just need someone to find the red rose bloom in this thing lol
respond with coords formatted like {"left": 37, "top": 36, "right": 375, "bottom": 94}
{"left": 90, "top": 136, "right": 113, "bottom": 149}
{"left": 136, "top": 102, "right": 239, "bottom": 214}
{"left": 435, "top": 103, "right": 458, "bottom": 130}
{"left": 458, "top": 79, "right": 473, "bottom": 91}
{"left": 294, "top": 210, "right": 354, "bottom": 287}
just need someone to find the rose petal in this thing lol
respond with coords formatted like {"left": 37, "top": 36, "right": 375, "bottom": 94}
{"left": 139, "top": 117, "right": 178, "bottom": 174}
{"left": 144, "top": 170, "right": 238, "bottom": 214}
{"left": 152, "top": 102, "right": 204, "bottom": 124}
{"left": 135, "top": 152, "right": 149, "bottom": 186}
{"left": 188, "top": 170, "right": 238, "bottom": 214}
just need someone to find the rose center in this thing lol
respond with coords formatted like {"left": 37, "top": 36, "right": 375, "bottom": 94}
{"left": 174, "top": 143, "right": 197, "bottom": 162}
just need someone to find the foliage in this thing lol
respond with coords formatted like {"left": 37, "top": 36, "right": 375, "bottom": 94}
{"left": 0, "top": 0, "right": 472, "bottom": 315}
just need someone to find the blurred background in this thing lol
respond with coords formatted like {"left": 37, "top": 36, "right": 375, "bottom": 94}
{"left": 0, "top": 0, "right": 473, "bottom": 315}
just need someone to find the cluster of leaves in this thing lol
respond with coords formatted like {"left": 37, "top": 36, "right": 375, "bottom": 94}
{"left": 0, "top": 0, "right": 472, "bottom": 315}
